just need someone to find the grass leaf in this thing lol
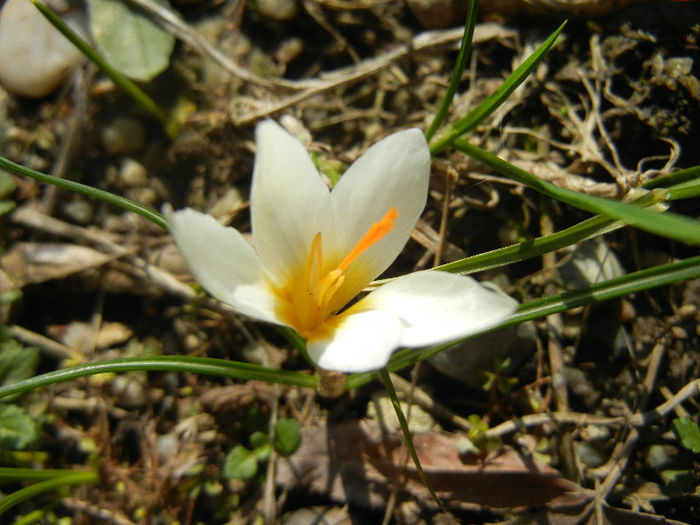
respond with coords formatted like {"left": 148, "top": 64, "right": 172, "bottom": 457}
{"left": 424, "top": 0, "right": 479, "bottom": 141}
{"left": 0, "top": 156, "right": 167, "bottom": 229}
{"left": 430, "top": 20, "right": 567, "bottom": 152}
{"left": 0, "top": 356, "right": 319, "bottom": 401}
{"left": 453, "top": 138, "right": 700, "bottom": 245}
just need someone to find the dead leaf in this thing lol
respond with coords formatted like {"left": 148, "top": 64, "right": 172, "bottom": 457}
{"left": 47, "top": 321, "right": 133, "bottom": 356}
{"left": 276, "top": 419, "right": 585, "bottom": 511}
{"left": 1, "top": 242, "right": 114, "bottom": 286}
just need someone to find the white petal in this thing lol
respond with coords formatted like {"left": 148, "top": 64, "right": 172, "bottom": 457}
{"left": 251, "top": 120, "right": 331, "bottom": 286}
{"left": 325, "top": 129, "right": 431, "bottom": 307}
{"left": 165, "top": 206, "right": 282, "bottom": 324}
{"left": 362, "top": 270, "right": 518, "bottom": 347}
{"left": 307, "top": 310, "right": 403, "bottom": 373}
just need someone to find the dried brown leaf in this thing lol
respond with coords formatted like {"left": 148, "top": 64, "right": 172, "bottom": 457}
{"left": 1, "top": 242, "right": 114, "bottom": 286}
{"left": 277, "top": 419, "right": 585, "bottom": 511}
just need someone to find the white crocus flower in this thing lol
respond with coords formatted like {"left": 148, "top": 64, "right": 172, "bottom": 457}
{"left": 166, "top": 120, "right": 517, "bottom": 373}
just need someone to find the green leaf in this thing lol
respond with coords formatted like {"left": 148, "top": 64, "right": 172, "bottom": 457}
{"left": 0, "top": 355, "right": 319, "bottom": 402}
{"left": 431, "top": 20, "right": 566, "bottom": 152}
{"left": 0, "top": 290, "right": 22, "bottom": 305}
{"left": 249, "top": 431, "right": 268, "bottom": 450}
{"left": 273, "top": 418, "right": 301, "bottom": 456}
{"left": 0, "top": 405, "right": 38, "bottom": 450}
{"left": 380, "top": 368, "right": 444, "bottom": 510}
{"left": 0, "top": 155, "right": 167, "bottom": 229}
{"left": 32, "top": 1, "right": 169, "bottom": 127}
{"left": 0, "top": 170, "right": 16, "bottom": 216}
{"left": 0, "top": 169, "right": 16, "bottom": 198}
{"left": 452, "top": 138, "right": 700, "bottom": 245}
{"left": 86, "top": 0, "right": 175, "bottom": 82}
{"left": 424, "top": 0, "right": 479, "bottom": 141}
{"left": 0, "top": 469, "right": 97, "bottom": 515}
{"left": 672, "top": 417, "right": 700, "bottom": 453}
{"left": 223, "top": 445, "right": 258, "bottom": 480}
{"left": 0, "top": 337, "right": 39, "bottom": 390}
{"left": 0, "top": 200, "right": 15, "bottom": 216}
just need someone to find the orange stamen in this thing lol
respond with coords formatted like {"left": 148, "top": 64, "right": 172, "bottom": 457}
{"left": 338, "top": 207, "right": 398, "bottom": 271}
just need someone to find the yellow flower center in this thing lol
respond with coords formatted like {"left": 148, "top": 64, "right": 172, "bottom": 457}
{"left": 275, "top": 207, "right": 398, "bottom": 338}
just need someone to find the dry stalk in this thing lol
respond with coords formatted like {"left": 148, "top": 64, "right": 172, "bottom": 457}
{"left": 487, "top": 379, "right": 700, "bottom": 437}
{"left": 233, "top": 24, "right": 515, "bottom": 124}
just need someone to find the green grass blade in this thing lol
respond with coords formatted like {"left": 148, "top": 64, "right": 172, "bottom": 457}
{"left": 506, "top": 254, "right": 700, "bottom": 325}
{"left": 379, "top": 368, "right": 445, "bottom": 511}
{"left": 370, "top": 178, "right": 686, "bottom": 279}
{"left": 0, "top": 468, "right": 91, "bottom": 481}
{"left": 32, "top": 1, "right": 170, "bottom": 131}
{"left": 435, "top": 213, "right": 622, "bottom": 275}
{"left": 0, "top": 356, "right": 318, "bottom": 401}
{"left": 0, "top": 471, "right": 97, "bottom": 516}
{"left": 430, "top": 20, "right": 566, "bottom": 153}
{"left": 12, "top": 506, "right": 52, "bottom": 525}
{"left": 424, "top": 0, "right": 479, "bottom": 141}
{"left": 347, "top": 254, "right": 700, "bottom": 390}
{"left": 452, "top": 138, "right": 700, "bottom": 245}
{"left": 0, "top": 156, "right": 167, "bottom": 229}
{"left": 664, "top": 178, "right": 700, "bottom": 201}
{"left": 643, "top": 165, "right": 700, "bottom": 200}
{"left": 433, "top": 187, "right": 671, "bottom": 275}
{"left": 642, "top": 165, "right": 700, "bottom": 190}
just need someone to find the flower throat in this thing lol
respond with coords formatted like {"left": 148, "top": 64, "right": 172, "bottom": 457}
{"left": 277, "top": 207, "right": 398, "bottom": 335}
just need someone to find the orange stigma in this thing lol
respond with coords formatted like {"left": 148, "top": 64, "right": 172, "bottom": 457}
{"left": 276, "top": 207, "right": 399, "bottom": 337}
{"left": 338, "top": 207, "right": 398, "bottom": 271}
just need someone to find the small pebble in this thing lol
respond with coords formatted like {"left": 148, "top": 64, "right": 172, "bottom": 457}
{"left": 128, "top": 187, "right": 158, "bottom": 207}
{"left": 62, "top": 200, "right": 93, "bottom": 224}
{"left": 101, "top": 116, "right": 146, "bottom": 155}
{"left": 256, "top": 0, "right": 298, "bottom": 21}
{"left": 406, "top": 0, "right": 466, "bottom": 29}
{"left": 120, "top": 158, "right": 148, "bottom": 187}
{"left": 671, "top": 325, "right": 688, "bottom": 340}
{"left": 575, "top": 441, "right": 606, "bottom": 468}
{"left": 156, "top": 433, "right": 178, "bottom": 463}
{"left": 678, "top": 303, "right": 697, "bottom": 318}
{"left": 110, "top": 375, "right": 147, "bottom": 408}
{"left": 645, "top": 444, "right": 674, "bottom": 470}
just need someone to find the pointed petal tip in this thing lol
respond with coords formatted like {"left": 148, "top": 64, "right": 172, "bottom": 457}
{"left": 164, "top": 205, "right": 283, "bottom": 325}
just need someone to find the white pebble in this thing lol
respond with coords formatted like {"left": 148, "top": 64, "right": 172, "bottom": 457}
{"left": 120, "top": 158, "right": 148, "bottom": 187}
{"left": 0, "top": 0, "right": 86, "bottom": 97}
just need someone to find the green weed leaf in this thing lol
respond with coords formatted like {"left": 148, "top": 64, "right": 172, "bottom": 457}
{"left": 0, "top": 405, "right": 38, "bottom": 450}
{"left": 273, "top": 418, "right": 301, "bottom": 455}
{"left": 87, "top": 0, "right": 175, "bottom": 82}
{"left": 0, "top": 334, "right": 39, "bottom": 390}
{"left": 250, "top": 431, "right": 272, "bottom": 461}
{"left": 0, "top": 170, "right": 16, "bottom": 198}
{"left": 672, "top": 417, "right": 700, "bottom": 454}
{"left": 223, "top": 445, "right": 258, "bottom": 480}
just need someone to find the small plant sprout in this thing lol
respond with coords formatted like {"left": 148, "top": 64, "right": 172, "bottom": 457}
{"left": 166, "top": 120, "right": 517, "bottom": 373}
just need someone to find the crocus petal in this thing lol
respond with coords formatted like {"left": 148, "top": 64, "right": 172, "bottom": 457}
{"left": 359, "top": 270, "right": 518, "bottom": 347}
{"left": 166, "top": 206, "right": 282, "bottom": 324}
{"left": 251, "top": 120, "right": 331, "bottom": 286}
{"left": 325, "top": 129, "right": 431, "bottom": 308}
{"left": 307, "top": 310, "right": 403, "bottom": 373}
